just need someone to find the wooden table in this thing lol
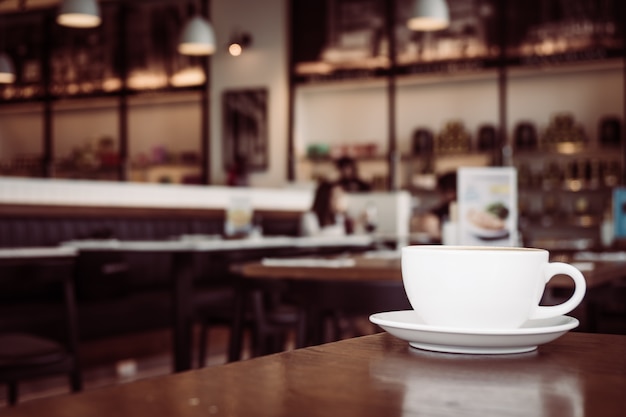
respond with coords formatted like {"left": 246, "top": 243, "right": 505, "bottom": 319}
{"left": 240, "top": 254, "right": 625, "bottom": 289}
{"left": 0, "top": 246, "right": 78, "bottom": 260}
{"left": 3, "top": 331, "right": 625, "bottom": 416}
{"left": 240, "top": 254, "right": 402, "bottom": 282}
{"left": 62, "top": 236, "right": 375, "bottom": 372}
{"left": 237, "top": 253, "right": 626, "bottom": 346}
{"left": 549, "top": 259, "right": 626, "bottom": 289}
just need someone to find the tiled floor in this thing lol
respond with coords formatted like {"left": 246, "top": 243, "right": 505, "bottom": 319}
{"left": 0, "top": 325, "right": 245, "bottom": 408}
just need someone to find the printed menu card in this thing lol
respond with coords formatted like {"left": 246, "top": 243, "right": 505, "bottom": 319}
{"left": 458, "top": 167, "right": 518, "bottom": 246}
{"left": 225, "top": 196, "right": 253, "bottom": 237}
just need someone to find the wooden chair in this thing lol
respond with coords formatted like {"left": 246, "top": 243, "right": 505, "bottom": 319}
{"left": 247, "top": 288, "right": 300, "bottom": 357}
{"left": 196, "top": 250, "right": 303, "bottom": 365}
{"left": 0, "top": 248, "right": 82, "bottom": 406}
{"left": 196, "top": 283, "right": 299, "bottom": 365}
{"left": 290, "top": 280, "right": 412, "bottom": 347}
{"left": 194, "top": 285, "right": 238, "bottom": 367}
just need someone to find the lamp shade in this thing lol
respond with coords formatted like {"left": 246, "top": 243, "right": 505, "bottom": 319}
{"left": 57, "top": 0, "right": 101, "bottom": 28}
{"left": 408, "top": 0, "right": 450, "bottom": 31}
{"left": 0, "top": 53, "right": 15, "bottom": 84}
{"left": 178, "top": 15, "right": 216, "bottom": 56}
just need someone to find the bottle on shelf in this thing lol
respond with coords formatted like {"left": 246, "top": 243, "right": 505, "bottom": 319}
{"left": 603, "top": 161, "right": 621, "bottom": 188}
{"left": 564, "top": 160, "right": 582, "bottom": 191}
{"left": 542, "top": 161, "right": 564, "bottom": 190}
{"left": 588, "top": 159, "right": 601, "bottom": 190}
{"left": 600, "top": 207, "right": 615, "bottom": 248}
{"left": 599, "top": 116, "right": 622, "bottom": 148}
{"left": 540, "top": 194, "right": 561, "bottom": 227}
{"left": 517, "top": 162, "right": 533, "bottom": 189}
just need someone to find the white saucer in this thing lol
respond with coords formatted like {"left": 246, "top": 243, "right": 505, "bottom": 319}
{"left": 369, "top": 311, "right": 579, "bottom": 355}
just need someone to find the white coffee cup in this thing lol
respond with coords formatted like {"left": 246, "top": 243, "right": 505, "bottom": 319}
{"left": 401, "top": 246, "right": 586, "bottom": 329}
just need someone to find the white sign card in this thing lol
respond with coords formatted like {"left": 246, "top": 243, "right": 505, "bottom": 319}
{"left": 224, "top": 197, "right": 253, "bottom": 237}
{"left": 458, "top": 167, "right": 518, "bottom": 246}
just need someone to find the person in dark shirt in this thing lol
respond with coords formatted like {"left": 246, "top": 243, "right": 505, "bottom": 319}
{"left": 334, "top": 156, "right": 371, "bottom": 192}
{"left": 430, "top": 171, "right": 457, "bottom": 224}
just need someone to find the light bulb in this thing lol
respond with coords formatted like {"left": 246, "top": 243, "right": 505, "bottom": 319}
{"left": 229, "top": 43, "right": 243, "bottom": 57}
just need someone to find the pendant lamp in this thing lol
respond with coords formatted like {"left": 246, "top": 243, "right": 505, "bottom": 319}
{"left": 57, "top": 0, "right": 101, "bottom": 28}
{"left": 407, "top": 0, "right": 450, "bottom": 31}
{"left": 0, "top": 53, "right": 15, "bottom": 84}
{"left": 178, "top": 15, "right": 216, "bottom": 56}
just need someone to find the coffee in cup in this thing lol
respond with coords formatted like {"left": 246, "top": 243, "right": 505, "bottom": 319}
{"left": 401, "top": 246, "right": 586, "bottom": 329}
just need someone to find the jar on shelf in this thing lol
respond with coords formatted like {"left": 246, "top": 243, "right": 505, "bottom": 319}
{"left": 513, "top": 122, "right": 537, "bottom": 151}
{"left": 411, "top": 128, "right": 434, "bottom": 156}
{"left": 477, "top": 124, "right": 498, "bottom": 151}
{"left": 435, "top": 121, "right": 471, "bottom": 154}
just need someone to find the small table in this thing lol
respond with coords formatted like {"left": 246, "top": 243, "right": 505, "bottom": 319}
{"left": 2, "top": 331, "right": 625, "bottom": 416}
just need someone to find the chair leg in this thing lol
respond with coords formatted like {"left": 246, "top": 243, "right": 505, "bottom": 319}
{"left": 326, "top": 311, "right": 342, "bottom": 342}
{"left": 246, "top": 324, "right": 258, "bottom": 358}
{"left": 250, "top": 291, "right": 266, "bottom": 357}
{"left": 8, "top": 381, "right": 18, "bottom": 406}
{"left": 250, "top": 326, "right": 263, "bottom": 358}
{"left": 198, "top": 322, "right": 209, "bottom": 368}
{"left": 70, "top": 369, "right": 82, "bottom": 392}
{"left": 260, "top": 333, "right": 278, "bottom": 357}
{"left": 272, "top": 333, "right": 287, "bottom": 354}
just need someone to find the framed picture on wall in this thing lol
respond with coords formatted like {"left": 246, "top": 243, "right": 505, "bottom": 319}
{"left": 222, "top": 88, "right": 269, "bottom": 173}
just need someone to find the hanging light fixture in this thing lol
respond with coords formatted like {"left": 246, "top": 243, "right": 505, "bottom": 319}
{"left": 178, "top": 15, "right": 216, "bottom": 56}
{"left": 407, "top": 0, "right": 450, "bottom": 31}
{"left": 57, "top": 0, "right": 102, "bottom": 29}
{"left": 0, "top": 52, "right": 15, "bottom": 84}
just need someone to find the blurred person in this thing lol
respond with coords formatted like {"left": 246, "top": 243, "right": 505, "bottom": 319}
{"left": 414, "top": 171, "right": 457, "bottom": 243}
{"left": 300, "top": 180, "right": 353, "bottom": 236}
{"left": 335, "top": 156, "right": 371, "bottom": 192}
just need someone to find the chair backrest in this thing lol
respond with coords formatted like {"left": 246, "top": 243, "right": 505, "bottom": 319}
{"left": 0, "top": 254, "right": 80, "bottom": 359}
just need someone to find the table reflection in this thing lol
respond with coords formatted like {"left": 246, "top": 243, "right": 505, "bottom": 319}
{"left": 370, "top": 349, "right": 583, "bottom": 417}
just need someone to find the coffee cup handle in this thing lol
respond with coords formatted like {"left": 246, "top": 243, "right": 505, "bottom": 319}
{"left": 529, "top": 262, "right": 587, "bottom": 320}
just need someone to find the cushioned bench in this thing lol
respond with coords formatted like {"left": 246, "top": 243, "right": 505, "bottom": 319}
{"left": 0, "top": 204, "right": 303, "bottom": 341}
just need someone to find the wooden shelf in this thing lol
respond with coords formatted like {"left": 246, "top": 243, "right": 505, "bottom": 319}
{"left": 129, "top": 164, "right": 201, "bottom": 184}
